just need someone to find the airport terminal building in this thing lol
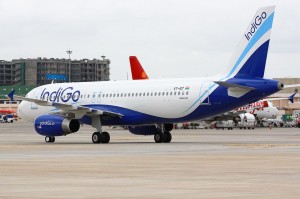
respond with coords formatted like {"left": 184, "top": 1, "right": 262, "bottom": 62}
{"left": 0, "top": 57, "right": 110, "bottom": 98}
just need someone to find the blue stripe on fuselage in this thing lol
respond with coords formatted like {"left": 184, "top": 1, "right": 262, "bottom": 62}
{"left": 79, "top": 78, "right": 279, "bottom": 126}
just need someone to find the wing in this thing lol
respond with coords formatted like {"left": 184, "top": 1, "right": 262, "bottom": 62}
{"left": 14, "top": 95, "right": 123, "bottom": 119}
{"left": 204, "top": 110, "right": 245, "bottom": 121}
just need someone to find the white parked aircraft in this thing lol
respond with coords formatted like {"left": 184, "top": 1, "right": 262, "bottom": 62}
{"left": 14, "top": 6, "right": 281, "bottom": 143}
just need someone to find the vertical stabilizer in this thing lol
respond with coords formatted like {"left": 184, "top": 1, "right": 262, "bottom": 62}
{"left": 129, "top": 56, "right": 149, "bottom": 80}
{"left": 225, "top": 6, "right": 275, "bottom": 79}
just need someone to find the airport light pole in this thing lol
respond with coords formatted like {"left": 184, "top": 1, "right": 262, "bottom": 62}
{"left": 66, "top": 49, "right": 72, "bottom": 82}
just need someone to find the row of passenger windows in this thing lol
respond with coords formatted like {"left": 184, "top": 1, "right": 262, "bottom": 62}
{"left": 88, "top": 91, "right": 189, "bottom": 98}
{"left": 83, "top": 91, "right": 189, "bottom": 99}
{"left": 43, "top": 91, "right": 189, "bottom": 101}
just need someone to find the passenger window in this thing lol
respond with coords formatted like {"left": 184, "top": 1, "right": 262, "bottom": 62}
{"left": 87, "top": 94, "right": 90, "bottom": 98}
{"left": 166, "top": 92, "right": 168, "bottom": 96}
{"left": 154, "top": 92, "right": 157, "bottom": 96}
{"left": 178, "top": 92, "right": 180, "bottom": 95}
{"left": 110, "top": 94, "right": 112, "bottom": 97}
{"left": 121, "top": 93, "right": 123, "bottom": 97}
{"left": 147, "top": 92, "right": 149, "bottom": 96}
{"left": 117, "top": 94, "right": 119, "bottom": 97}
{"left": 143, "top": 93, "right": 145, "bottom": 96}
{"left": 158, "top": 92, "right": 161, "bottom": 96}
{"left": 162, "top": 92, "right": 164, "bottom": 96}
{"left": 186, "top": 91, "right": 189, "bottom": 95}
{"left": 174, "top": 92, "right": 176, "bottom": 95}
{"left": 113, "top": 94, "right": 116, "bottom": 97}
{"left": 136, "top": 93, "right": 138, "bottom": 97}
{"left": 128, "top": 93, "right": 130, "bottom": 97}
{"left": 151, "top": 92, "right": 153, "bottom": 96}
{"left": 139, "top": 93, "right": 142, "bottom": 97}
{"left": 124, "top": 93, "right": 126, "bottom": 97}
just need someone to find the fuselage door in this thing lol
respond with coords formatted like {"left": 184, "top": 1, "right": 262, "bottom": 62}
{"left": 31, "top": 88, "right": 43, "bottom": 109}
{"left": 199, "top": 81, "right": 211, "bottom": 105}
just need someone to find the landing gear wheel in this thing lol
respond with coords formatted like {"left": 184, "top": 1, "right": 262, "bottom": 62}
{"left": 102, "top": 131, "right": 110, "bottom": 144}
{"left": 163, "top": 131, "right": 172, "bottom": 143}
{"left": 154, "top": 132, "right": 164, "bottom": 143}
{"left": 45, "top": 136, "right": 55, "bottom": 143}
{"left": 92, "top": 132, "right": 102, "bottom": 143}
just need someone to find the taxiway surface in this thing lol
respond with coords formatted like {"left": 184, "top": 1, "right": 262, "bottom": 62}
{"left": 0, "top": 121, "right": 300, "bottom": 198}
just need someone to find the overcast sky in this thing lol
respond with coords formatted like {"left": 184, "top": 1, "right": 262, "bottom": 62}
{"left": 0, "top": 0, "right": 299, "bottom": 80}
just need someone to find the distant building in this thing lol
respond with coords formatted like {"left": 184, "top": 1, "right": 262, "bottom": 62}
{"left": 0, "top": 60, "right": 16, "bottom": 85}
{"left": 0, "top": 57, "right": 110, "bottom": 87}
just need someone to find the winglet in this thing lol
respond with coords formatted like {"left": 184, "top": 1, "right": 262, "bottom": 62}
{"left": 129, "top": 56, "right": 149, "bottom": 80}
{"left": 288, "top": 93, "right": 296, "bottom": 103}
{"left": 7, "top": 90, "right": 15, "bottom": 101}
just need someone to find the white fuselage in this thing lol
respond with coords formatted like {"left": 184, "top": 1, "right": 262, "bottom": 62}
{"left": 18, "top": 77, "right": 219, "bottom": 123}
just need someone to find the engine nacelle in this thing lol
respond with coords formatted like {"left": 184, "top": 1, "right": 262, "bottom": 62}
{"left": 128, "top": 125, "right": 158, "bottom": 135}
{"left": 239, "top": 113, "right": 256, "bottom": 122}
{"left": 34, "top": 114, "right": 80, "bottom": 136}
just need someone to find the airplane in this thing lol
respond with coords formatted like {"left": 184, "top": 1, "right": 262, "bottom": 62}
{"left": 15, "top": 6, "right": 282, "bottom": 143}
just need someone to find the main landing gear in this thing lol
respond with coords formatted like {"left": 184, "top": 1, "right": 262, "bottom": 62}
{"left": 154, "top": 124, "right": 173, "bottom": 143}
{"left": 154, "top": 131, "right": 172, "bottom": 143}
{"left": 91, "top": 115, "right": 111, "bottom": 144}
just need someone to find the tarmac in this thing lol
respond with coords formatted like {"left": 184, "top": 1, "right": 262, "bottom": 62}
{"left": 0, "top": 120, "right": 300, "bottom": 199}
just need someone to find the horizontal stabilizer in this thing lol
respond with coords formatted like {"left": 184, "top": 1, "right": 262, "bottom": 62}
{"left": 284, "top": 84, "right": 300, "bottom": 88}
{"left": 214, "top": 81, "right": 255, "bottom": 98}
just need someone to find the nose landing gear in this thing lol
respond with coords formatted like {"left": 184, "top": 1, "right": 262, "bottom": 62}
{"left": 92, "top": 131, "right": 110, "bottom": 144}
{"left": 45, "top": 136, "right": 55, "bottom": 143}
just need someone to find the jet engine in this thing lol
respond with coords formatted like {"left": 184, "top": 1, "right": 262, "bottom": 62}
{"left": 34, "top": 114, "right": 80, "bottom": 136}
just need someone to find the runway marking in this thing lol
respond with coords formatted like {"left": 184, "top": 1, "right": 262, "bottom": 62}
{"left": 226, "top": 144, "right": 300, "bottom": 148}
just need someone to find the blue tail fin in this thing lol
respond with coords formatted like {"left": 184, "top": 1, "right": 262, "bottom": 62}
{"left": 226, "top": 6, "right": 275, "bottom": 79}
{"left": 289, "top": 93, "right": 296, "bottom": 103}
{"left": 7, "top": 90, "right": 15, "bottom": 101}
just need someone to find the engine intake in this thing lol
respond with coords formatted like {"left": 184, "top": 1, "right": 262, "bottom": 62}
{"left": 34, "top": 114, "right": 80, "bottom": 136}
